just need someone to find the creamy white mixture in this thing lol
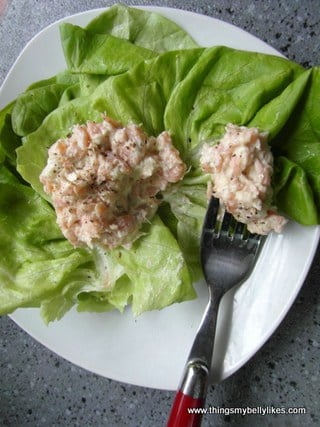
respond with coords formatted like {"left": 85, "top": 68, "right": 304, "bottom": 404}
{"left": 40, "top": 116, "right": 186, "bottom": 249}
{"left": 200, "top": 124, "right": 287, "bottom": 234}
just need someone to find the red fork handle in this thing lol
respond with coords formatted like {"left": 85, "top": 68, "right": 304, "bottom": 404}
{"left": 167, "top": 390, "right": 204, "bottom": 427}
{"left": 167, "top": 360, "right": 209, "bottom": 427}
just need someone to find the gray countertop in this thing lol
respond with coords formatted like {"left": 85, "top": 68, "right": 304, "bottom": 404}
{"left": 0, "top": 1, "right": 319, "bottom": 426}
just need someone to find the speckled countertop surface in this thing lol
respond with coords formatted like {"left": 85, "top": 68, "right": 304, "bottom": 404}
{"left": 0, "top": 1, "right": 319, "bottom": 426}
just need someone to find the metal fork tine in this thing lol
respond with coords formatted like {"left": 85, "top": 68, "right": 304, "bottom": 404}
{"left": 201, "top": 197, "right": 266, "bottom": 253}
{"left": 200, "top": 197, "right": 220, "bottom": 249}
{"left": 248, "top": 233, "right": 264, "bottom": 251}
{"left": 234, "top": 220, "right": 246, "bottom": 238}
{"left": 203, "top": 196, "right": 220, "bottom": 231}
{"left": 220, "top": 210, "right": 234, "bottom": 235}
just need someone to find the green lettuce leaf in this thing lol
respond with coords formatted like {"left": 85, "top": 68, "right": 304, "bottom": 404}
{"left": 164, "top": 46, "right": 304, "bottom": 153}
{"left": 47, "top": 215, "right": 195, "bottom": 320}
{"left": 0, "top": 101, "right": 22, "bottom": 164}
{"left": 273, "top": 67, "right": 320, "bottom": 213}
{"left": 273, "top": 156, "right": 318, "bottom": 224}
{"left": 0, "top": 164, "right": 90, "bottom": 319}
{"left": 60, "top": 23, "right": 157, "bottom": 75}
{"left": 12, "top": 82, "right": 80, "bottom": 137}
{"left": 106, "top": 215, "right": 195, "bottom": 315}
{"left": 162, "top": 172, "right": 209, "bottom": 280}
{"left": 86, "top": 3, "right": 198, "bottom": 51}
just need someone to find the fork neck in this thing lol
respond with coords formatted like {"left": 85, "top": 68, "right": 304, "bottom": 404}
{"left": 177, "top": 286, "right": 224, "bottom": 403}
{"left": 187, "top": 285, "right": 223, "bottom": 368}
{"left": 207, "top": 282, "right": 224, "bottom": 303}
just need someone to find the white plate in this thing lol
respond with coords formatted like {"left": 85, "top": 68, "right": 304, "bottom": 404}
{"left": 1, "top": 6, "right": 319, "bottom": 391}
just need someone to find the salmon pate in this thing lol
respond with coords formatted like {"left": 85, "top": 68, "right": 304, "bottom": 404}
{"left": 200, "top": 124, "right": 287, "bottom": 234}
{"left": 40, "top": 116, "right": 187, "bottom": 249}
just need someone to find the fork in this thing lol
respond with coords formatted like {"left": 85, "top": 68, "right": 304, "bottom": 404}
{"left": 167, "top": 196, "right": 264, "bottom": 427}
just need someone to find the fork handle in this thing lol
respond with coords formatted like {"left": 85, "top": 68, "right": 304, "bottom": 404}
{"left": 167, "top": 359, "right": 208, "bottom": 427}
{"left": 168, "top": 288, "right": 223, "bottom": 427}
